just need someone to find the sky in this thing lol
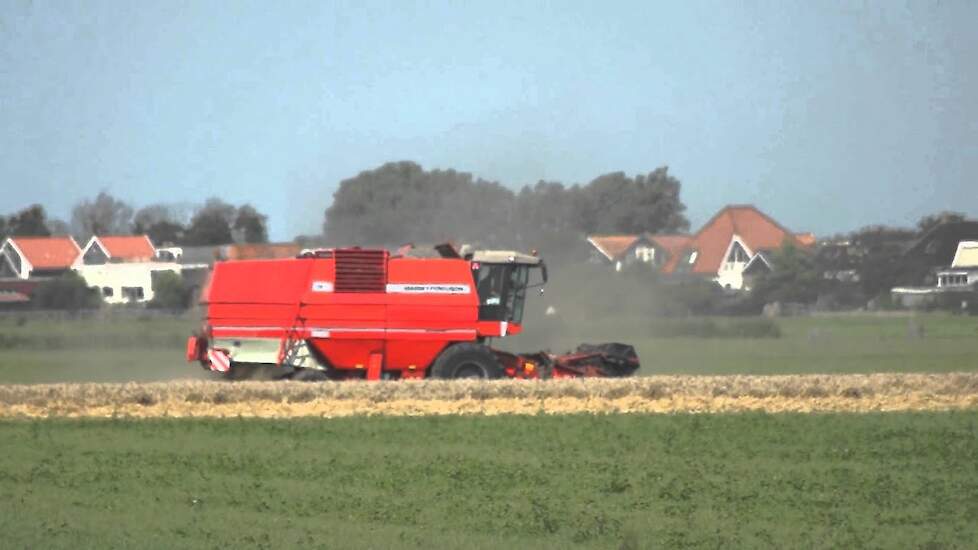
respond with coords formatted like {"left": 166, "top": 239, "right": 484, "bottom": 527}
{"left": 1, "top": 0, "right": 976, "bottom": 241}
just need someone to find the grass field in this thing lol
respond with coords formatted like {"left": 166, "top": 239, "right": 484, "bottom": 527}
{"left": 510, "top": 312, "right": 978, "bottom": 375}
{"left": 1, "top": 413, "right": 976, "bottom": 549}
{"left": 0, "top": 312, "right": 976, "bottom": 383}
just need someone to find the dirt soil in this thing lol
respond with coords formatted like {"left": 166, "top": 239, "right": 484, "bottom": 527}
{"left": 2, "top": 373, "right": 977, "bottom": 418}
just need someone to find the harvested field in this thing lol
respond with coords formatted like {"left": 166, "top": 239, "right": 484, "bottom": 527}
{"left": 2, "top": 372, "right": 978, "bottom": 418}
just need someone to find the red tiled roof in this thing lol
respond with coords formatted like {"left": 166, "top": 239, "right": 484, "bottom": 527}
{"left": 97, "top": 235, "right": 156, "bottom": 261}
{"left": 662, "top": 205, "right": 810, "bottom": 275}
{"left": 648, "top": 234, "right": 692, "bottom": 258}
{"left": 8, "top": 236, "right": 80, "bottom": 269}
{"left": 587, "top": 235, "right": 642, "bottom": 261}
{"left": 796, "top": 232, "right": 817, "bottom": 247}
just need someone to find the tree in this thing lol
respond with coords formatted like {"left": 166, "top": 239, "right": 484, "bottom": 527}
{"left": 147, "top": 271, "right": 191, "bottom": 310}
{"left": 848, "top": 225, "right": 918, "bottom": 299}
{"left": 512, "top": 181, "right": 585, "bottom": 263}
{"left": 233, "top": 204, "right": 268, "bottom": 244}
{"left": 45, "top": 218, "right": 71, "bottom": 236}
{"left": 751, "top": 242, "right": 824, "bottom": 306}
{"left": 917, "top": 211, "right": 967, "bottom": 234}
{"left": 322, "top": 161, "right": 691, "bottom": 255}
{"left": 573, "top": 167, "right": 690, "bottom": 234}
{"left": 324, "top": 161, "right": 516, "bottom": 246}
{"left": 3, "top": 204, "right": 52, "bottom": 238}
{"left": 71, "top": 192, "right": 134, "bottom": 240}
{"left": 31, "top": 272, "right": 101, "bottom": 310}
{"left": 183, "top": 198, "right": 236, "bottom": 246}
{"left": 132, "top": 204, "right": 187, "bottom": 245}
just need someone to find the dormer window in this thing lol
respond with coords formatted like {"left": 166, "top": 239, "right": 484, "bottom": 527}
{"left": 634, "top": 246, "right": 656, "bottom": 264}
{"left": 727, "top": 242, "right": 749, "bottom": 263}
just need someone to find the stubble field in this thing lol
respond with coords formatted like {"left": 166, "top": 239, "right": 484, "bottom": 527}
{"left": 1, "top": 373, "right": 978, "bottom": 418}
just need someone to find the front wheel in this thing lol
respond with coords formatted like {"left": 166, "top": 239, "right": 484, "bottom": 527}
{"left": 430, "top": 343, "right": 505, "bottom": 380}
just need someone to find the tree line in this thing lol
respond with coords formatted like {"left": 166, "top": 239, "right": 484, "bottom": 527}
{"left": 0, "top": 193, "right": 269, "bottom": 246}
{"left": 322, "top": 161, "right": 690, "bottom": 260}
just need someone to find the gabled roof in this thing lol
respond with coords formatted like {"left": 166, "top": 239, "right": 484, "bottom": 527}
{"left": 951, "top": 241, "right": 978, "bottom": 269}
{"left": 587, "top": 233, "right": 691, "bottom": 263}
{"left": 662, "top": 205, "right": 809, "bottom": 275}
{"left": 648, "top": 234, "right": 692, "bottom": 258}
{"left": 905, "top": 221, "right": 978, "bottom": 265}
{"left": 4, "top": 236, "right": 81, "bottom": 270}
{"left": 80, "top": 235, "right": 156, "bottom": 263}
{"left": 742, "top": 251, "right": 773, "bottom": 275}
{"left": 97, "top": 235, "right": 156, "bottom": 261}
{"left": 587, "top": 235, "right": 644, "bottom": 261}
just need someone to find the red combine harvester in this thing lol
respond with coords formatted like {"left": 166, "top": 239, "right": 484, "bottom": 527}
{"left": 187, "top": 246, "right": 639, "bottom": 380}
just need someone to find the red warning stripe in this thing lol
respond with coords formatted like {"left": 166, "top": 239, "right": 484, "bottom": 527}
{"left": 207, "top": 349, "right": 231, "bottom": 373}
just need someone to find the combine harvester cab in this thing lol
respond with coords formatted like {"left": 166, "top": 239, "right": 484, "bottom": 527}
{"left": 187, "top": 246, "right": 639, "bottom": 380}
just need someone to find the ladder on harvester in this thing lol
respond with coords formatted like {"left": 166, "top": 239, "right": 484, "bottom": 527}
{"left": 278, "top": 302, "right": 314, "bottom": 370}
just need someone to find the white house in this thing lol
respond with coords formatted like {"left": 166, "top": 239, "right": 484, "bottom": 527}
{"left": 936, "top": 241, "right": 978, "bottom": 289}
{"left": 0, "top": 236, "right": 81, "bottom": 279}
{"left": 73, "top": 235, "right": 181, "bottom": 304}
{"left": 586, "top": 205, "right": 815, "bottom": 290}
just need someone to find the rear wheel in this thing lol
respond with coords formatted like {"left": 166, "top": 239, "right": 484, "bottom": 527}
{"left": 430, "top": 343, "right": 505, "bottom": 380}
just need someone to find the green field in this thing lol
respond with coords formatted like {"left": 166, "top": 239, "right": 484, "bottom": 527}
{"left": 1, "top": 413, "right": 976, "bottom": 548}
{"left": 507, "top": 312, "right": 978, "bottom": 375}
{"left": 0, "top": 313, "right": 976, "bottom": 383}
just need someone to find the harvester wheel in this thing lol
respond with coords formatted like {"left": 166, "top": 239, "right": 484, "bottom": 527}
{"left": 430, "top": 343, "right": 505, "bottom": 380}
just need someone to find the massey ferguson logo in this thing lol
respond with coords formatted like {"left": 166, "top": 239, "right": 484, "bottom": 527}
{"left": 386, "top": 284, "right": 471, "bottom": 294}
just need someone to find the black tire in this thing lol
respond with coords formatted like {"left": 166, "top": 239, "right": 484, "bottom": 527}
{"left": 430, "top": 343, "right": 505, "bottom": 380}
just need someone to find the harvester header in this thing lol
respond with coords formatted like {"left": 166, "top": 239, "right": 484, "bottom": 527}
{"left": 187, "top": 246, "right": 639, "bottom": 381}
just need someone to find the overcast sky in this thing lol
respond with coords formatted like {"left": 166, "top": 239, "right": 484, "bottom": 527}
{"left": 2, "top": 1, "right": 976, "bottom": 240}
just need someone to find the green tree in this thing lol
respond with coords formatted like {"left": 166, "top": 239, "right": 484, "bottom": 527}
{"left": 751, "top": 241, "right": 824, "bottom": 305}
{"left": 31, "top": 272, "right": 102, "bottom": 310}
{"left": 70, "top": 192, "right": 134, "bottom": 240}
{"left": 132, "top": 204, "right": 188, "bottom": 245}
{"left": 917, "top": 211, "right": 967, "bottom": 234}
{"left": 183, "top": 199, "right": 236, "bottom": 246}
{"left": 233, "top": 204, "right": 268, "bottom": 244}
{"left": 574, "top": 167, "right": 690, "bottom": 235}
{"left": 324, "top": 161, "right": 515, "bottom": 246}
{"left": 4, "top": 205, "right": 52, "bottom": 238}
{"left": 849, "top": 225, "right": 917, "bottom": 299}
{"left": 148, "top": 271, "right": 191, "bottom": 310}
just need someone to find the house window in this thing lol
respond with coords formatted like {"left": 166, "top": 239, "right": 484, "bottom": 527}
{"left": 102, "top": 287, "right": 114, "bottom": 297}
{"left": 122, "top": 286, "right": 144, "bottom": 301}
{"left": 727, "top": 242, "right": 749, "bottom": 263}
{"left": 635, "top": 246, "right": 656, "bottom": 264}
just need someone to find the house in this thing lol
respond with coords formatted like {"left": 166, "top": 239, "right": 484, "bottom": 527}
{"left": 587, "top": 233, "right": 691, "bottom": 272}
{"left": 891, "top": 240, "right": 978, "bottom": 308}
{"left": 936, "top": 241, "right": 978, "bottom": 289}
{"left": 72, "top": 235, "right": 182, "bottom": 304}
{"left": 587, "top": 205, "right": 813, "bottom": 290}
{"left": 76, "top": 235, "right": 157, "bottom": 265}
{"left": 0, "top": 236, "right": 81, "bottom": 279}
